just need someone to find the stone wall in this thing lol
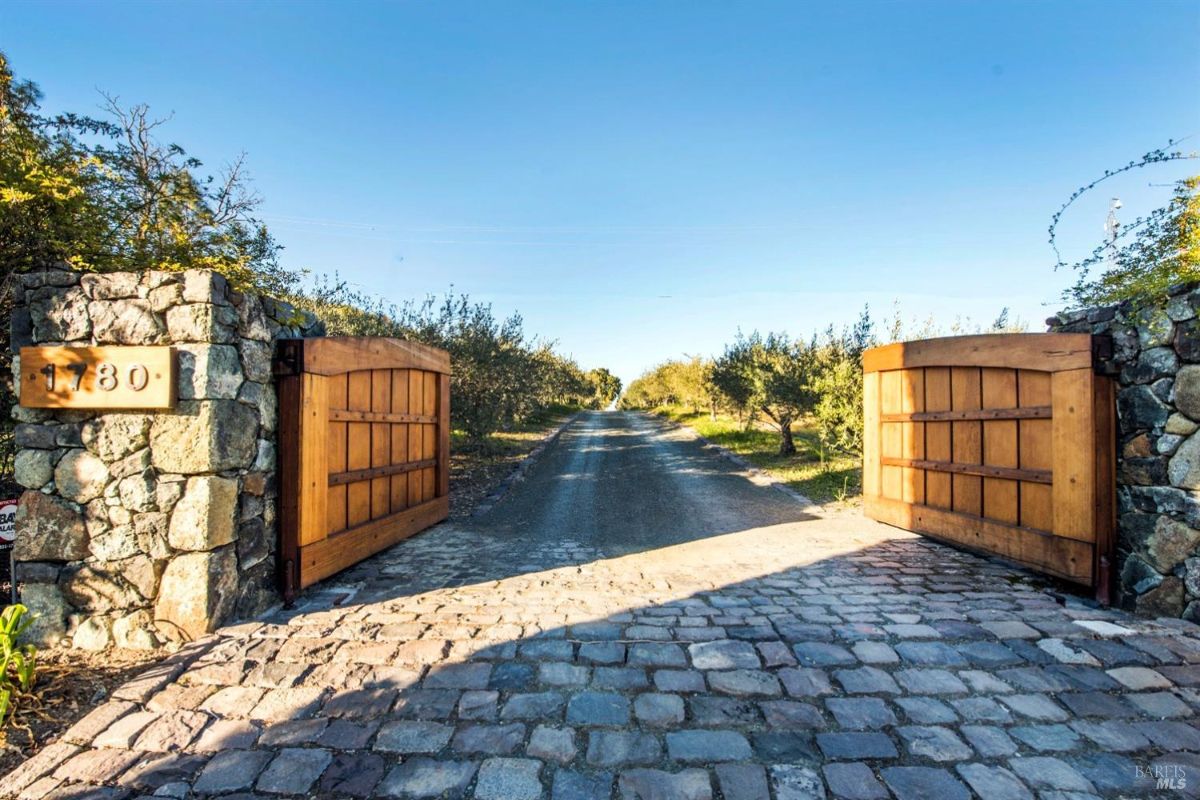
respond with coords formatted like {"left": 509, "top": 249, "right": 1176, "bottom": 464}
{"left": 1048, "top": 281, "right": 1200, "bottom": 619}
{"left": 9, "top": 265, "right": 323, "bottom": 649}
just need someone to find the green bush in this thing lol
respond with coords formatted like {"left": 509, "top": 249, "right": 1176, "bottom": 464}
{"left": 0, "top": 604, "right": 38, "bottom": 730}
{"left": 289, "top": 279, "right": 609, "bottom": 444}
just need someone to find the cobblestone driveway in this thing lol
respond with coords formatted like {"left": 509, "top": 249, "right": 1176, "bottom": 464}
{"left": 6, "top": 413, "right": 1200, "bottom": 799}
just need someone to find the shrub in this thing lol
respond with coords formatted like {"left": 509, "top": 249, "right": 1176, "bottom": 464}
{"left": 289, "top": 278, "right": 607, "bottom": 444}
{"left": 0, "top": 604, "right": 38, "bottom": 730}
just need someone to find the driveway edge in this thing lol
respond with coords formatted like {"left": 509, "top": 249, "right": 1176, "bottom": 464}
{"left": 471, "top": 411, "right": 583, "bottom": 517}
{"left": 646, "top": 412, "right": 825, "bottom": 512}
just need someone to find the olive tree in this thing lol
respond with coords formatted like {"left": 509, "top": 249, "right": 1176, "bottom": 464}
{"left": 710, "top": 331, "right": 817, "bottom": 455}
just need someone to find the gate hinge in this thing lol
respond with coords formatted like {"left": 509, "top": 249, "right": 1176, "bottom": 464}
{"left": 273, "top": 339, "right": 305, "bottom": 377}
{"left": 1090, "top": 334, "right": 1116, "bottom": 375}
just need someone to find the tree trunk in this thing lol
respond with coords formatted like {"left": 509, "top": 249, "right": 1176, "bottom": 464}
{"left": 778, "top": 420, "right": 797, "bottom": 456}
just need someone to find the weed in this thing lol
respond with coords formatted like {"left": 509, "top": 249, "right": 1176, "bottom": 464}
{"left": 1, "top": 604, "right": 38, "bottom": 730}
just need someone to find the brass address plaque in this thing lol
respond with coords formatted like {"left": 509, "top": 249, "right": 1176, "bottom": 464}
{"left": 19, "top": 346, "right": 177, "bottom": 410}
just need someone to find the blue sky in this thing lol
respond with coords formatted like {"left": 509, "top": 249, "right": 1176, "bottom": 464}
{"left": 5, "top": 1, "right": 1199, "bottom": 384}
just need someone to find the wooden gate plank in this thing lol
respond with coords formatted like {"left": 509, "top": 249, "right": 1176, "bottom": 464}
{"left": 880, "top": 370, "right": 903, "bottom": 501}
{"left": 1018, "top": 369, "right": 1053, "bottom": 533}
{"left": 900, "top": 368, "right": 925, "bottom": 504}
{"left": 1053, "top": 368, "right": 1098, "bottom": 543}
{"left": 422, "top": 373, "right": 438, "bottom": 502}
{"left": 408, "top": 371, "right": 426, "bottom": 506}
{"left": 346, "top": 370, "right": 373, "bottom": 529}
{"left": 862, "top": 371, "right": 881, "bottom": 499}
{"left": 299, "top": 496, "right": 450, "bottom": 588}
{"left": 863, "top": 333, "right": 1094, "bottom": 373}
{"left": 438, "top": 373, "right": 451, "bottom": 497}
{"left": 950, "top": 367, "right": 982, "bottom": 516}
{"left": 1093, "top": 375, "right": 1117, "bottom": 602}
{"left": 298, "top": 373, "right": 329, "bottom": 547}
{"left": 982, "top": 368, "right": 1019, "bottom": 525}
{"left": 924, "top": 367, "right": 952, "bottom": 510}
{"left": 370, "top": 368, "right": 392, "bottom": 519}
{"left": 391, "top": 369, "right": 410, "bottom": 511}
{"left": 327, "top": 373, "right": 349, "bottom": 536}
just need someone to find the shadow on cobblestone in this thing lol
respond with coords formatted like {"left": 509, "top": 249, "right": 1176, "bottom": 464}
{"left": 7, "top": 411, "right": 1200, "bottom": 798}
{"left": 8, "top": 518, "right": 1200, "bottom": 799}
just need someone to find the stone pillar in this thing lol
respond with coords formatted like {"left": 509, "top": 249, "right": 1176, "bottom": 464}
{"left": 10, "top": 265, "right": 323, "bottom": 649}
{"left": 1048, "top": 282, "right": 1200, "bottom": 619}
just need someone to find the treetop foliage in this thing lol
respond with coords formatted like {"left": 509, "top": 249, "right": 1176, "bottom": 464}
{"left": 621, "top": 305, "right": 1025, "bottom": 458}
{"left": 0, "top": 53, "right": 293, "bottom": 292}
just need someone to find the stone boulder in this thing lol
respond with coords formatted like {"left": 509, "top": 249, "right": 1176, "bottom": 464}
{"left": 177, "top": 344, "right": 244, "bottom": 400}
{"left": 81, "top": 272, "right": 139, "bottom": 300}
{"left": 1118, "top": 385, "right": 1171, "bottom": 434}
{"left": 1145, "top": 516, "right": 1200, "bottom": 573}
{"left": 1169, "top": 432, "right": 1200, "bottom": 489}
{"left": 134, "top": 512, "right": 170, "bottom": 559}
{"left": 150, "top": 400, "right": 258, "bottom": 473}
{"left": 30, "top": 286, "right": 91, "bottom": 341}
{"left": 1167, "top": 413, "right": 1199, "bottom": 436}
{"left": 236, "top": 295, "right": 274, "bottom": 341}
{"left": 88, "top": 524, "right": 140, "bottom": 562}
{"left": 1176, "top": 365, "right": 1200, "bottom": 420}
{"left": 1136, "top": 576, "right": 1185, "bottom": 618}
{"left": 117, "top": 469, "right": 156, "bottom": 512}
{"left": 17, "top": 583, "right": 68, "bottom": 646}
{"left": 148, "top": 282, "right": 183, "bottom": 312}
{"left": 54, "top": 449, "right": 110, "bottom": 503}
{"left": 14, "top": 491, "right": 88, "bottom": 561}
{"left": 1121, "top": 555, "right": 1163, "bottom": 595}
{"left": 236, "top": 518, "right": 270, "bottom": 571}
{"left": 182, "top": 269, "right": 230, "bottom": 305}
{"left": 240, "top": 339, "right": 274, "bottom": 383}
{"left": 113, "top": 610, "right": 160, "bottom": 650}
{"left": 89, "top": 299, "right": 165, "bottom": 345}
{"left": 72, "top": 617, "right": 112, "bottom": 651}
{"left": 14, "top": 449, "right": 54, "bottom": 489}
{"left": 1175, "top": 318, "right": 1200, "bottom": 362}
{"left": 165, "top": 303, "right": 238, "bottom": 344}
{"left": 61, "top": 564, "right": 142, "bottom": 613}
{"left": 1123, "top": 347, "right": 1179, "bottom": 384}
{"left": 168, "top": 475, "right": 238, "bottom": 551}
{"left": 155, "top": 546, "right": 238, "bottom": 640}
{"left": 108, "top": 447, "right": 151, "bottom": 482}
{"left": 117, "top": 554, "right": 163, "bottom": 601}
{"left": 82, "top": 414, "right": 152, "bottom": 461}
{"left": 1136, "top": 307, "right": 1175, "bottom": 348}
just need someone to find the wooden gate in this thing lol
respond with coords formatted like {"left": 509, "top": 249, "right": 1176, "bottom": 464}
{"left": 862, "top": 333, "right": 1115, "bottom": 599}
{"left": 276, "top": 337, "right": 450, "bottom": 601}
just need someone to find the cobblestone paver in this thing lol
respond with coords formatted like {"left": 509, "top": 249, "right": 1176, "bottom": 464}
{"left": 6, "top": 511, "right": 1200, "bottom": 799}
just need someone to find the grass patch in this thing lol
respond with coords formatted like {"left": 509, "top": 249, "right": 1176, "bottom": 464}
{"left": 447, "top": 404, "right": 585, "bottom": 519}
{"left": 652, "top": 405, "right": 862, "bottom": 505}
{"left": 451, "top": 403, "right": 583, "bottom": 455}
